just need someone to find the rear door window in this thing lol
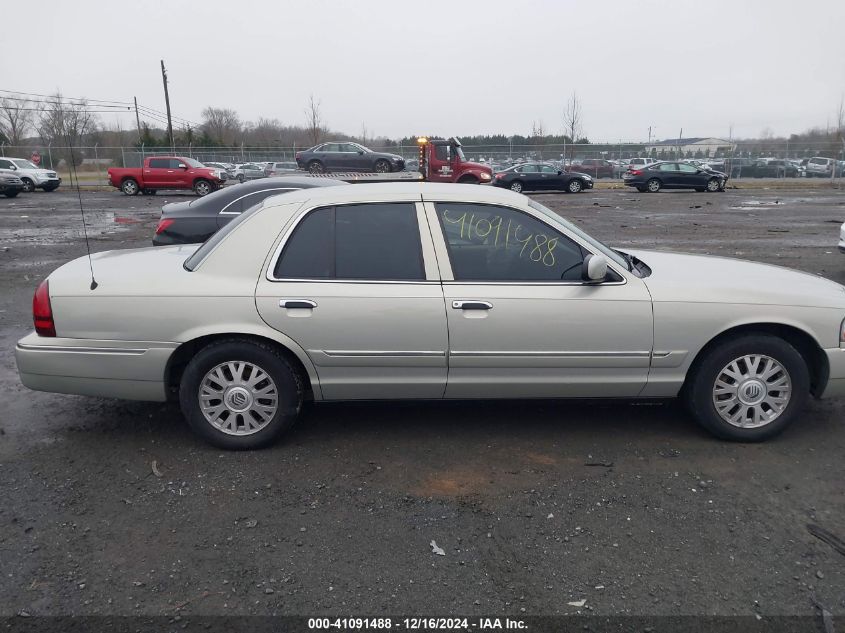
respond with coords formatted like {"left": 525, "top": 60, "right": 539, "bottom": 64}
{"left": 274, "top": 203, "right": 424, "bottom": 280}
{"left": 148, "top": 158, "right": 169, "bottom": 168}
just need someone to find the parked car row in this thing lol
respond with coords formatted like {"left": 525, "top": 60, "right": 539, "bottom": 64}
{"left": 0, "top": 157, "right": 62, "bottom": 195}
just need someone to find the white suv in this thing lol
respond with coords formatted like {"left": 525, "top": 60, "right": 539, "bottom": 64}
{"left": 805, "top": 156, "right": 840, "bottom": 178}
{"left": 0, "top": 157, "right": 62, "bottom": 192}
{"left": 839, "top": 222, "right": 845, "bottom": 254}
{"left": 628, "top": 157, "right": 657, "bottom": 168}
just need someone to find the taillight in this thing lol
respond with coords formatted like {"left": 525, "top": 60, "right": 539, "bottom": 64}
{"left": 33, "top": 279, "right": 56, "bottom": 337}
{"left": 630, "top": 169, "right": 643, "bottom": 176}
{"left": 155, "top": 218, "right": 175, "bottom": 235}
{"left": 495, "top": 173, "right": 505, "bottom": 179}
{"left": 295, "top": 152, "right": 301, "bottom": 160}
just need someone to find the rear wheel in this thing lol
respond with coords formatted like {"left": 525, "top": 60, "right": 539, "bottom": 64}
{"left": 121, "top": 178, "right": 139, "bottom": 196}
{"left": 237, "top": 173, "right": 245, "bottom": 183}
{"left": 567, "top": 179, "right": 583, "bottom": 193}
{"left": 193, "top": 179, "right": 212, "bottom": 197}
{"left": 646, "top": 178, "right": 661, "bottom": 193}
{"left": 179, "top": 339, "right": 303, "bottom": 450}
{"left": 308, "top": 160, "right": 325, "bottom": 174}
{"left": 706, "top": 177, "right": 720, "bottom": 192}
{"left": 374, "top": 159, "right": 391, "bottom": 173}
{"left": 684, "top": 335, "right": 809, "bottom": 441}
{"left": 4, "top": 189, "right": 20, "bottom": 198}
{"left": 509, "top": 180, "right": 523, "bottom": 193}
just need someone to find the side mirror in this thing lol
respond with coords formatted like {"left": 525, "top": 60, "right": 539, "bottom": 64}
{"left": 581, "top": 254, "right": 608, "bottom": 283}
{"left": 358, "top": 150, "right": 364, "bottom": 155}
{"left": 557, "top": 170, "right": 563, "bottom": 175}
{"left": 178, "top": 163, "right": 187, "bottom": 169}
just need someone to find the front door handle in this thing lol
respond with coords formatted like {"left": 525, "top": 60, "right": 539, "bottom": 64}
{"left": 452, "top": 300, "right": 493, "bottom": 310}
{"left": 280, "top": 299, "right": 317, "bottom": 309}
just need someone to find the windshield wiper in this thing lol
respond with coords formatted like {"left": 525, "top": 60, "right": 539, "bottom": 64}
{"left": 614, "top": 249, "right": 635, "bottom": 272}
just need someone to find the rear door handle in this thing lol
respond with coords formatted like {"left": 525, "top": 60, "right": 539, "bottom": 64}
{"left": 280, "top": 299, "right": 317, "bottom": 309}
{"left": 452, "top": 300, "right": 493, "bottom": 310}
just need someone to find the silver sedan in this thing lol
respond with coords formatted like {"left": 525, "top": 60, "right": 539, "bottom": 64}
{"left": 16, "top": 183, "right": 845, "bottom": 449}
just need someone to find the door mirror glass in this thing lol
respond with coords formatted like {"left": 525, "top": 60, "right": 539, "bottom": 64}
{"left": 178, "top": 163, "right": 187, "bottom": 169}
{"left": 581, "top": 254, "right": 608, "bottom": 282}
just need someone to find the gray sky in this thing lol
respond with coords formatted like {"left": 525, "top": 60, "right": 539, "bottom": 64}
{"left": 3, "top": 0, "right": 844, "bottom": 142}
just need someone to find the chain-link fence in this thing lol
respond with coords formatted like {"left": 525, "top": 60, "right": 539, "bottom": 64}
{"left": 2, "top": 141, "right": 843, "bottom": 183}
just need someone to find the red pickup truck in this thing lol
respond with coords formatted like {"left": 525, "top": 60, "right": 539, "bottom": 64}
{"left": 107, "top": 157, "right": 227, "bottom": 196}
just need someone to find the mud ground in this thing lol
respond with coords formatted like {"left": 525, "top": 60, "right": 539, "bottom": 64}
{"left": 1, "top": 185, "right": 844, "bottom": 620}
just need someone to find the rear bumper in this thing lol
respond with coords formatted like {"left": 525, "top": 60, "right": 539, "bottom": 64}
{"left": 821, "top": 347, "right": 845, "bottom": 398}
{"left": 15, "top": 332, "right": 176, "bottom": 402}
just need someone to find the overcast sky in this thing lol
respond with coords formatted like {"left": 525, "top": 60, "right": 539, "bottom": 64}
{"left": 3, "top": 0, "right": 844, "bottom": 142}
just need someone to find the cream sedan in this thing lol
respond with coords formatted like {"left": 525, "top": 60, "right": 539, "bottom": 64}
{"left": 16, "top": 183, "right": 845, "bottom": 449}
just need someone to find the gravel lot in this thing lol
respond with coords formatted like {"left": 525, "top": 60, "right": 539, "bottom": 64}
{"left": 1, "top": 185, "right": 844, "bottom": 622}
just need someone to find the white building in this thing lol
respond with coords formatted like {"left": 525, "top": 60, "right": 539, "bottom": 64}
{"left": 644, "top": 137, "right": 736, "bottom": 157}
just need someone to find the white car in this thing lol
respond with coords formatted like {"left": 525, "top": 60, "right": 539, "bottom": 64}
{"left": 839, "top": 222, "right": 845, "bottom": 254}
{"left": 15, "top": 183, "right": 845, "bottom": 449}
{"left": 0, "top": 157, "right": 62, "bottom": 192}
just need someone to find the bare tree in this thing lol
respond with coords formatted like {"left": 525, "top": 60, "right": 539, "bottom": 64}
{"left": 0, "top": 97, "right": 36, "bottom": 146}
{"left": 201, "top": 107, "right": 241, "bottom": 145}
{"left": 531, "top": 120, "right": 545, "bottom": 158}
{"left": 37, "top": 93, "right": 99, "bottom": 160}
{"left": 304, "top": 95, "right": 324, "bottom": 146}
{"left": 562, "top": 93, "right": 583, "bottom": 159}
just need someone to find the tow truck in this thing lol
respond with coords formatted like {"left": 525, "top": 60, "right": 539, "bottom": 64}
{"left": 294, "top": 137, "right": 493, "bottom": 184}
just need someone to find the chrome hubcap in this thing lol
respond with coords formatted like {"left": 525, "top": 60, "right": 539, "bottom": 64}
{"left": 199, "top": 361, "right": 278, "bottom": 436}
{"left": 375, "top": 162, "right": 388, "bottom": 173}
{"left": 570, "top": 181, "right": 581, "bottom": 192}
{"left": 196, "top": 183, "right": 210, "bottom": 195}
{"left": 712, "top": 354, "right": 791, "bottom": 428}
{"left": 511, "top": 182, "right": 522, "bottom": 192}
{"left": 124, "top": 182, "right": 136, "bottom": 194}
{"left": 648, "top": 180, "right": 659, "bottom": 192}
{"left": 707, "top": 179, "right": 719, "bottom": 191}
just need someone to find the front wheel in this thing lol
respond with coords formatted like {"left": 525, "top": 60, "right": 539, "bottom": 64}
{"left": 4, "top": 190, "right": 20, "bottom": 198}
{"left": 706, "top": 177, "right": 720, "bottom": 192}
{"left": 121, "top": 178, "right": 139, "bottom": 196}
{"left": 20, "top": 178, "right": 35, "bottom": 193}
{"left": 509, "top": 180, "right": 523, "bottom": 193}
{"left": 179, "top": 339, "right": 304, "bottom": 450}
{"left": 646, "top": 178, "right": 661, "bottom": 193}
{"left": 567, "top": 179, "right": 583, "bottom": 193}
{"left": 374, "top": 159, "right": 391, "bottom": 173}
{"left": 684, "top": 335, "right": 809, "bottom": 442}
{"left": 237, "top": 174, "right": 245, "bottom": 183}
{"left": 193, "top": 179, "right": 212, "bottom": 197}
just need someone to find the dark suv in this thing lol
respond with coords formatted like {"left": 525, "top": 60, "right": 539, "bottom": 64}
{"left": 295, "top": 142, "right": 405, "bottom": 174}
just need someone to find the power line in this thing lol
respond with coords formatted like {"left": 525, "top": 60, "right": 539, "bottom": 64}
{"left": 0, "top": 88, "right": 133, "bottom": 107}
{"left": 0, "top": 105, "right": 132, "bottom": 113}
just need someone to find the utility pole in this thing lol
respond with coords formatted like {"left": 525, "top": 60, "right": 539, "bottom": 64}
{"left": 160, "top": 60, "right": 174, "bottom": 151}
{"left": 134, "top": 96, "right": 142, "bottom": 144}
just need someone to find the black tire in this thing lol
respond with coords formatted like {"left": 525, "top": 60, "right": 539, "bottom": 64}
{"left": 374, "top": 159, "right": 391, "bottom": 173}
{"left": 308, "top": 160, "right": 325, "bottom": 174}
{"left": 646, "top": 178, "right": 661, "bottom": 193}
{"left": 4, "top": 190, "right": 20, "bottom": 198}
{"left": 193, "top": 179, "right": 212, "bottom": 197}
{"left": 509, "top": 180, "right": 523, "bottom": 193}
{"left": 705, "top": 177, "right": 720, "bottom": 192}
{"left": 684, "top": 334, "right": 810, "bottom": 442}
{"left": 20, "top": 178, "right": 35, "bottom": 193}
{"left": 567, "top": 179, "right": 583, "bottom": 193}
{"left": 237, "top": 173, "right": 245, "bottom": 183}
{"left": 179, "top": 339, "right": 303, "bottom": 450}
{"left": 121, "top": 178, "right": 139, "bottom": 196}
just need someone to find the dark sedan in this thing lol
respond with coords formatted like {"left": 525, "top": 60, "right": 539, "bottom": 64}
{"left": 152, "top": 177, "right": 345, "bottom": 245}
{"left": 623, "top": 161, "right": 728, "bottom": 193}
{"left": 295, "top": 142, "right": 405, "bottom": 174}
{"left": 492, "top": 162, "right": 594, "bottom": 193}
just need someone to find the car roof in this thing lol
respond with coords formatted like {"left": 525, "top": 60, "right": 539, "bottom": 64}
{"left": 185, "top": 176, "right": 346, "bottom": 208}
{"left": 262, "top": 182, "right": 526, "bottom": 207}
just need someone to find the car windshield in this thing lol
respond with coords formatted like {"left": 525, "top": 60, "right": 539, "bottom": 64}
{"left": 12, "top": 159, "right": 38, "bottom": 169}
{"left": 527, "top": 199, "right": 629, "bottom": 270}
{"left": 456, "top": 147, "right": 467, "bottom": 161}
{"left": 184, "top": 158, "right": 205, "bottom": 168}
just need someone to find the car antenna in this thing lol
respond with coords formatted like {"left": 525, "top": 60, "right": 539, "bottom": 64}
{"left": 63, "top": 126, "right": 98, "bottom": 290}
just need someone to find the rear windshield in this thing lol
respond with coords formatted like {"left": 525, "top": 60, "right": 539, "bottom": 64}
{"left": 184, "top": 202, "right": 265, "bottom": 271}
